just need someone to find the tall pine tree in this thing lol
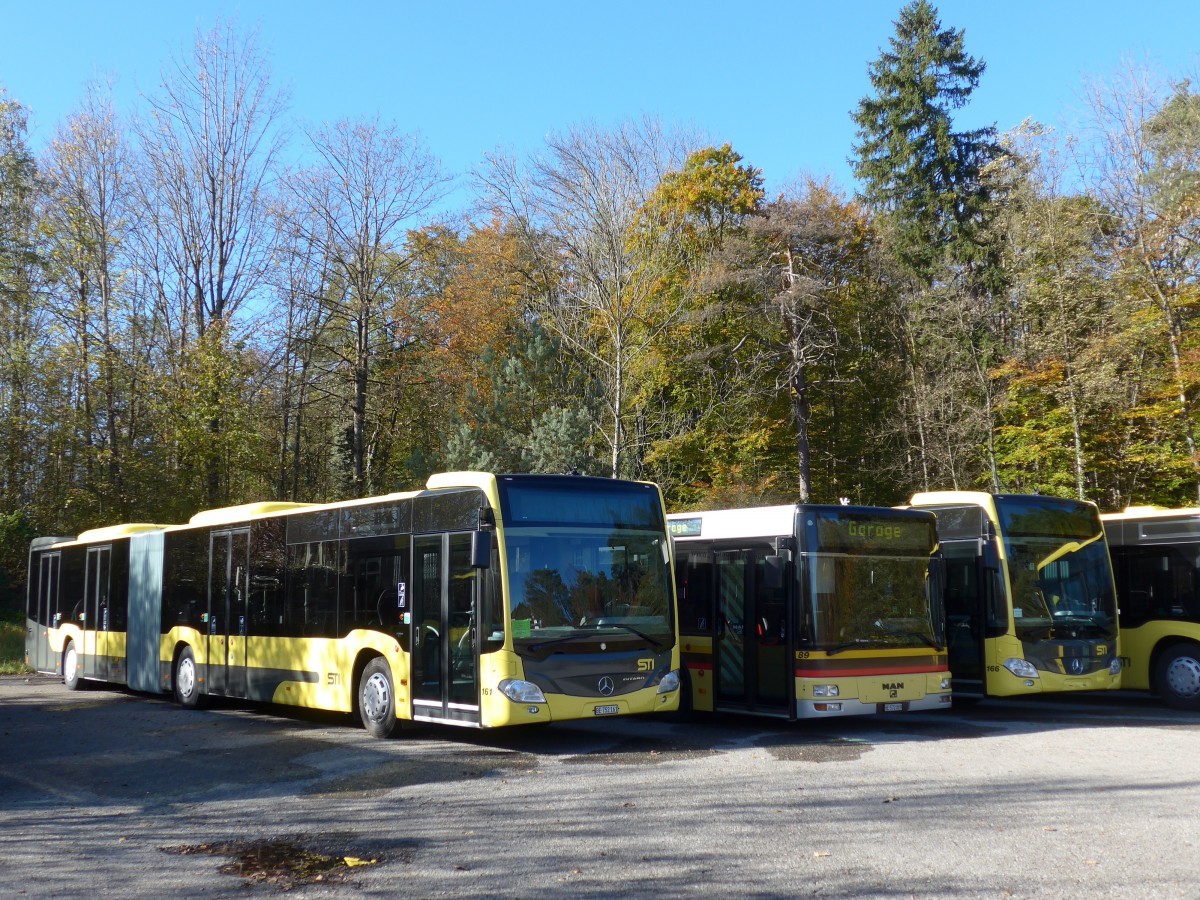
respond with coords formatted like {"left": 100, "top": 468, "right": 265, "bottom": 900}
{"left": 850, "top": 0, "right": 1000, "bottom": 284}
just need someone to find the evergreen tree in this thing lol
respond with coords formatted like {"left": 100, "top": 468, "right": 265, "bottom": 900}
{"left": 850, "top": 0, "right": 1000, "bottom": 284}
{"left": 443, "top": 323, "right": 603, "bottom": 475}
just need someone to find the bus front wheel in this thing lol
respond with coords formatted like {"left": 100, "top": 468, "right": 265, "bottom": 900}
{"left": 358, "top": 658, "right": 398, "bottom": 739}
{"left": 173, "top": 646, "right": 203, "bottom": 709}
{"left": 1155, "top": 644, "right": 1200, "bottom": 711}
{"left": 63, "top": 641, "right": 81, "bottom": 691}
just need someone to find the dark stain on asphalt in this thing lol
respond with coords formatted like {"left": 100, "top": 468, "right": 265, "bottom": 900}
{"left": 760, "top": 737, "right": 868, "bottom": 763}
{"left": 561, "top": 735, "right": 721, "bottom": 766}
{"left": 308, "top": 749, "right": 540, "bottom": 796}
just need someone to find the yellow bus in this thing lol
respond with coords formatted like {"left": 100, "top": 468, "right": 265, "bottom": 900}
{"left": 667, "top": 504, "right": 952, "bottom": 719}
{"left": 909, "top": 491, "right": 1121, "bottom": 698}
{"left": 25, "top": 472, "right": 680, "bottom": 736}
{"left": 1102, "top": 506, "right": 1200, "bottom": 710}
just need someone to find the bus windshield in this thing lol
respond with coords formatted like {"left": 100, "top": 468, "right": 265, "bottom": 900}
{"left": 801, "top": 510, "right": 942, "bottom": 652}
{"left": 996, "top": 496, "right": 1117, "bottom": 640}
{"left": 497, "top": 478, "right": 674, "bottom": 656}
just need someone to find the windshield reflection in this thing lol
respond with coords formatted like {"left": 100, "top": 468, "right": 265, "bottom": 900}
{"left": 1004, "top": 536, "right": 1117, "bottom": 640}
{"left": 505, "top": 527, "right": 673, "bottom": 653}
{"left": 805, "top": 553, "right": 940, "bottom": 650}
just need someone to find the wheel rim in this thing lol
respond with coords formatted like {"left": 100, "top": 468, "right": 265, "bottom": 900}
{"left": 361, "top": 671, "right": 391, "bottom": 723}
{"left": 177, "top": 656, "right": 196, "bottom": 699}
{"left": 1165, "top": 654, "right": 1200, "bottom": 700}
{"left": 64, "top": 645, "right": 77, "bottom": 683}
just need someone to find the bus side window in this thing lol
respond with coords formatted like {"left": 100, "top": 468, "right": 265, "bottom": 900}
{"left": 678, "top": 554, "right": 713, "bottom": 634}
{"left": 985, "top": 567, "right": 1008, "bottom": 634}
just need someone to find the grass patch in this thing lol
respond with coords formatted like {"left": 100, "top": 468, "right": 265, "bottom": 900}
{"left": 0, "top": 607, "right": 30, "bottom": 674}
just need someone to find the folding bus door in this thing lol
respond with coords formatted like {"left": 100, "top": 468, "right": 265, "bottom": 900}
{"left": 208, "top": 528, "right": 250, "bottom": 697}
{"left": 411, "top": 532, "right": 480, "bottom": 725}
{"left": 32, "top": 552, "right": 61, "bottom": 674}
{"left": 84, "top": 546, "right": 112, "bottom": 680}
{"left": 714, "top": 549, "right": 790, "bottom": 716}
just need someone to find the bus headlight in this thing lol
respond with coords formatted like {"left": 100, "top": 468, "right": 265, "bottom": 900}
{"left": 1109, "top": 658, "right": 1121, "bottom": 675}
{"left": 940, "top": 677, "right": 952, "bottom": 691}
{"left": 498, "top": 679, "right": 546, "bottom": 704}
{"left": 1002, "top": 658, "right": 1040, "bottom": 679}
{"left": 656, "top": 669, "right": 680, "bottom": 694}
{"left": 812, "top": 685, "right": 840, "bottom": 698}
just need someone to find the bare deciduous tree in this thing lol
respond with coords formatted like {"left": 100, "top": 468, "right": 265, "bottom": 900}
{"left": 41, "top": 80, "right": 141, "bottom": 515}
{"left": 133, "top": 21, "right": 287, "bottom": 505}
{"left": 477, "top": 117, "right": 691, "bottom": 477}
{"left": 1078, "top": 61, "right": 1200, "bottom": 499}
{"left": 282, "top": 118, "right": 449, "bottom": 497}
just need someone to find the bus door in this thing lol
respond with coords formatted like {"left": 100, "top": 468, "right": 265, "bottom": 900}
{"left": 715, "top": 549, "right": 791, "bottom": 716}
{"left": 84, "top": 546, "right": 112, "bottom": 680}
{"left": 32, "top": 552, "right": 61, "bottom": 673}
{"left": 208, "top": 528, "right": 250, "bottom": 697}
{"left": 412, "top": 532, "right": 480, "bottom": 725}
{"left": 941, "top": 538, "right": 996, "bottom": 694}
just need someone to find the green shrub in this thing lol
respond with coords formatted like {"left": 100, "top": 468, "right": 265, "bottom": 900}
{"left": 0, "top": 607, "right": 29, "bottom": 675}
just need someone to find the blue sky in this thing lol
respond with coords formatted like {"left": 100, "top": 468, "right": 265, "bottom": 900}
{"left": 3, "top": 1, "right": 1198, "bottom": 207}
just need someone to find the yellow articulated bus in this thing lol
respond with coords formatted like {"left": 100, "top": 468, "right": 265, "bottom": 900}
{"left": 25, "top": 472, "right": 680, "bottom": 737}
{"left": 909, "top": 491, "right": 1121, "bottom": 698}
{"left": 667, "top": 504, "right": 952, "bottom": 719}
{"left": 1102, "top": 506, "right": 1200, "bottom": 710}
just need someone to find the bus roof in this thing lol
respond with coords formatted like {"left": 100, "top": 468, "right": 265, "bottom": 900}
{"left": 910, "top": 490, "right": 997, "bottom": 507}
{"left": 668, "top": 505, "right": 797, "bottom": 541}
{"left": 187, "top": 501, "right": 320, "bottom": 527}
{"left": 1100, "top": 505, "right": 1196, "bottom": 521}
{"left": 76, "top": 523, "right": 174, "bottom": 542}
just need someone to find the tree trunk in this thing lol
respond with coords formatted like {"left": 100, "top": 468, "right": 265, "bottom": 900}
{"left": 791, "top": 364, "right": 813, "bottom": 504}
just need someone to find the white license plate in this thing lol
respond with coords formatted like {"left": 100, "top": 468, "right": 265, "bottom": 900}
{"left": 594, "top": 704, "right": 620, "bottom": 716}
{"left": 882, "top": 702, "right": 904, "bottom": 712}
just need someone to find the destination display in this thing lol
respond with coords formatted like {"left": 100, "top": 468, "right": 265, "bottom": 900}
{"left": 808, "top": 510, "right": 936, "bottom": 555}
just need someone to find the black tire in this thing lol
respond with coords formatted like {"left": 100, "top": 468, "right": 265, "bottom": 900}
{"left": 674, "top": 666, "right": 695, "bottom": 719}
{"left": 173, "top": 645, "right": 204, "bottom": 709}
{"left": 358, "top": 657, "right": 398, "bottom": 738}
{"left": 1155, "top": 644, "right": 1200, "bottom": 711}
{"left": 62, "top": 640, "right": 82, "bottom": 691}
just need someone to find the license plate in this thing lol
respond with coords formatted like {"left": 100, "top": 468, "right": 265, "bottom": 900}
{"left": 594, "top": 705, "right": 619, "bottom": 716}
{"left": 882, "top": 702, "right": 904, "bottom": 712}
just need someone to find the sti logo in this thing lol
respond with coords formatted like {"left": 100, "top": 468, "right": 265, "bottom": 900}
{"left": 637, "top": 659, "right": 654, "bottom": 672}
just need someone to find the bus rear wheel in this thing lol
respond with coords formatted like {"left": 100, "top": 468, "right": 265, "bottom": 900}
{"left": 173, "top": 646, "right": 203, "bottom": 709}
{"left": 1155, "top": 644, "right": 1200, "bottom": 711}
{"left": 358, "top": 658, "right": 398, "bottom": 739}
{"left": 63, "top": 641, "right": 81, "bottom": 691}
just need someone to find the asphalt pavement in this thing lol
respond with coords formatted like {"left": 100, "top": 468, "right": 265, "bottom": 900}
{"left": 2, "top": 675, "right": 1198, "bottom": 898}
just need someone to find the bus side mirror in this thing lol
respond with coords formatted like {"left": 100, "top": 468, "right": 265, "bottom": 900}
{"left": 763, "top": 554, "right": 787, "bottom": 589}
{"left": 471, "top": 530, "right": 491, "bottom": 569}
{"left": 979, "top": 537, "right": 1000, "bottom": 571}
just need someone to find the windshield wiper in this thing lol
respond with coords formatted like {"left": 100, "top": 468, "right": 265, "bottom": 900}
{"left": 826, "top": 638, "right": 879, "bottom": 656}
{"left": 881, "top": 628, "right": 943, "bottom": 651}
{"left": 596, "top": 622, "right": 666, "bottom": 650}
{"left": 873, "top": 620, "right": 944, "bottom": 651}
{"left": 526, "top": 633, "right": 593, "bottom": 653}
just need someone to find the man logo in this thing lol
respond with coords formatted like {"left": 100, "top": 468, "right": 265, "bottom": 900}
{"left": 598, "top": 676, "right": 615, "bottom": 696}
